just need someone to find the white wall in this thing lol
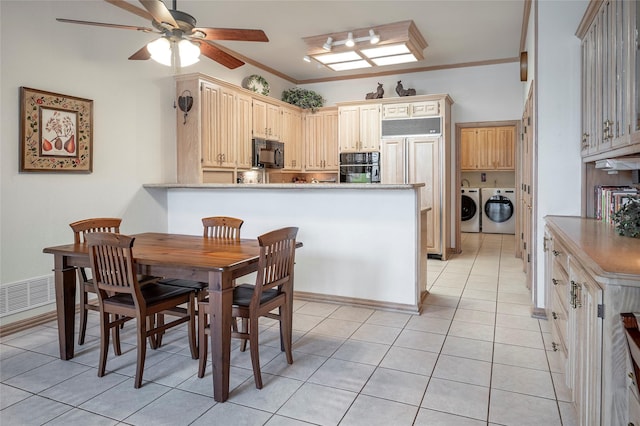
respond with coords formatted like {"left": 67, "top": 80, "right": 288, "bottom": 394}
{"left": 0, "top": 0, "right": 293, "bottom": 324}
{"left": 533, "top": 0, "right": 587, "bottom": 310}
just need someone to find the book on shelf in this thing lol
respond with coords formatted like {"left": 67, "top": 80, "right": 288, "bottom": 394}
{"left": 594, "top": 185, "right": 639, "bottom": 222}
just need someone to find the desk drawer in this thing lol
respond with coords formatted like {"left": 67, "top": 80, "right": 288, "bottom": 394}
{"left": 551, "top": 265, "right": 570, "bottom": 314}
{"left": 551, "top": 238, "right": 569, "bottom": 277}
{"left": 550, "top": 315, "right": 568, "bottom": 359}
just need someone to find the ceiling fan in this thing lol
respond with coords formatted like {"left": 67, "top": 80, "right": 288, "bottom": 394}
{"left": 56, "top": 0, "right": 269, "bottom": 69}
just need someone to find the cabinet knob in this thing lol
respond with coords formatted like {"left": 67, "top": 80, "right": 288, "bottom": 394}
{"left": 552, "top": 250, "right": 560, "bottom": 257}
{"left": 552, "top": 278, "right": 558, "bottom": 286}
{"left": 551, "top": 342, "right": 558, "bottom": 352}
{"left": 552, "top": 311, "right": 558, "bottom": 320}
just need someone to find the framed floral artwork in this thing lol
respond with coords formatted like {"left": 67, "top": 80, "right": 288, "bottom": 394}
{"left": 19, "top": 87, "right": 93, "bottom": 172}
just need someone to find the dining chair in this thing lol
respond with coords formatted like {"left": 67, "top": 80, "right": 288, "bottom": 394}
{"left": 197, "top": 226, "right": 298, "bottom": 389}
{"left": 70, "top": 218, "right": 123, "bottom": 349}
{"left": 158, "top": 216, "right": 244, "bottom": 347}
{"left": 86, "top": 232, "right": 197, "bottom": 388}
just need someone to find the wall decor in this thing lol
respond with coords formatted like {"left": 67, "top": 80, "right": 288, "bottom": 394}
{"left": 365, "top": 83, "right": 384, "bottom": 99}
{"left": 19, "top": 87, "right": 93, "bottom": 173}
{"left": 243, "top": 74, "right": 270, "bottom": 96}
{"left": 395, "top": 80, "right": 416, "bottom": 96}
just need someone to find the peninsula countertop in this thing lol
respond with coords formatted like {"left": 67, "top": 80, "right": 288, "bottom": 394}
{"left": 144, "top": 183, "right": 425, "bottom": 190}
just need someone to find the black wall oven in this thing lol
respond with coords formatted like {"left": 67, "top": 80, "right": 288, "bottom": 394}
{"left": 339, "top": 152, "right": 380, "bottom": 183}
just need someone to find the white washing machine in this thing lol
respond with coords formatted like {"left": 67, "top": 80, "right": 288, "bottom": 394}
{"left": 461, "top": 188, "right": 481, "bottom": 232}
{"left": 481, "top": 188, "right": 516, "bottom": 234}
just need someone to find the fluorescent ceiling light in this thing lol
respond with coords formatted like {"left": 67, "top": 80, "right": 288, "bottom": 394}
{"left": 360, "top": 44, "right": 411, "bottom": 58}
{"left": 328, "top": 60, "right": 372, "bottom": 71}
{"left": 314, "top": 51, "right": 362, "bottom": 64}
{"left": 371, "top": 53, "right": 418, "bottom": 66}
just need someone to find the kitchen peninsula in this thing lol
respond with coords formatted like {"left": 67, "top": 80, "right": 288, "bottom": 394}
{"left": 144, "top": 182, "right": 429, "bottom": 312}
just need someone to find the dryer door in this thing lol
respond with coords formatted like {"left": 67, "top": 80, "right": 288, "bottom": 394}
{"left": 461, "top": 194, "right": 477, "bottom": 222}
{"left": 484, "top": 195, "right": 514, "bottom": 223}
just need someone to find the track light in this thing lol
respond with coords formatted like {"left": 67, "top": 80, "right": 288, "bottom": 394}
{"left": 369, "top": 29, "right": 380, "bottom": 44}
{"left": 345, "top": 32, "right": 355, "bottom": 47}
{"left": 322, "top": 37, "right": 333, "bottom": 51}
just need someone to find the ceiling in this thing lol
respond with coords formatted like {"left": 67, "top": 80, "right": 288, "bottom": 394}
{"left": 75, "top": 1, "right": 528, "bottom": 84}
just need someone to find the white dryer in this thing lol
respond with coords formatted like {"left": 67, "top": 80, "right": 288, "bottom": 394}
{"left": 461, "top": 188, "right": 481, "bottom": 232}
{"left": 481, "top": 188, "right": 516, "bottom": 234}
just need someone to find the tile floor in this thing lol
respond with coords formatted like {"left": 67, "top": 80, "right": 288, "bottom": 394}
{"left": 0, "top": 233, "right": 578, "bottom": 425}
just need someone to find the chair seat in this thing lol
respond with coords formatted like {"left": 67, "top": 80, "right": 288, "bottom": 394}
{"left": 233, "top": 284, "right": 279, "bottom": 307}
{"left": 158, "top": 278, "right": 207, "bottom": 291}
{"left": 105, "top": 283, "right": 193, "bottom": 308}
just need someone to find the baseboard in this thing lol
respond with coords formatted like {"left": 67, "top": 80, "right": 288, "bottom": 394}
{"left": 294, "top": 291, "right": 421, "bottom": 314}
{"left": 0, "top": 310, "right": 59, "bottom": 337}
{"left": 531, "top": 306, "right": 547, "bottom": 320}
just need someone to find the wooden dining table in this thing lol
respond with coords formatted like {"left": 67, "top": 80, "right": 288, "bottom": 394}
{"left": 43, "top": 232, "right": 300, "bottom": 402}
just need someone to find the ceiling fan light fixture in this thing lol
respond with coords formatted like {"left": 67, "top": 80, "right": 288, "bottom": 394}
{"left": 178, "top": 39, "right": 200, "bottom": 67}
{"left": 148, "top": 37, "right": 172, "bottom": 66}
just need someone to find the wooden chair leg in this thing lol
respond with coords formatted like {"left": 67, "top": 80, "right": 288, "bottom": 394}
{"left": 249, "top": 316, "right": 262, "bottom": 389}
{"left": 112, "top": 314, "right": 122, "bottom": 356}
{"left": 155, "top": 314, "right": 164, "bottom": 348}
{"left": 148, "top": 315, "right": 158, "bottom": 349}
{"left": 134, "top": 318, "right": 148, "bottom": 389}
{"left": 240, "top": 318, "right": 249, "bottom": 352}
{"left": 78, "top": 290, "right": 88, "bottom": 345}
{"left": 281, "top": 303, "right": 293, "bottom": 365}
{"left": 187, "top": 294, "right": 197, "bottom": 360}
{"left": 197, "top": 308, "right": 208, "bottom": 378}
{"left": 98, "top": 312, "right": 110, "bottom": 378}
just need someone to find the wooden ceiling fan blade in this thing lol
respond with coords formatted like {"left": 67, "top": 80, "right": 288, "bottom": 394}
{"left": 199, "top": 42, "right": 244, "bottom": 69}
{"left": 104, "top": 0, "right": 153, "bottom": 21}
{"left": 195, "top": 28, "right": 269, "bottom": 42}
{"left": 56, "top": 18, "right": 155, "bottom": 32}
{"left": 129, "top": 45, "right": 151, "bottom": 60}
{"left": 139, "top": 0, "right": 178, "bottom": 28}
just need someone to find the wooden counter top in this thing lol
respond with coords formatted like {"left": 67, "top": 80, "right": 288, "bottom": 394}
{"left": 545, "top": 215, "right": 640, "bottom": 285}
{"left": 144, "top": 183, "right": 425, "bottom": 190}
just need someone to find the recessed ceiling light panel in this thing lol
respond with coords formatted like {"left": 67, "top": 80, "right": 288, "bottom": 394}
{"left": 314, "top": 51, "right": 362, "bottom": 64}
{"left": 328, "top": 60, "right": 372, "bottom": 71}
{"left": 371, "top": 54, "right": 418, "bottom": 66}
{"left": 360, "top": 44, "right": 411, "bottom": 59}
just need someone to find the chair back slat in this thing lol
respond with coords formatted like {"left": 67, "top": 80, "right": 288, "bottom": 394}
{"left": 202, "top": 216, "right": 243, "bottom": 240}
{"left": 252, "top": 227, "right": 298, "bottom": 306}
{"left": 87, "top": 232, "right": 140, "bottom": 300}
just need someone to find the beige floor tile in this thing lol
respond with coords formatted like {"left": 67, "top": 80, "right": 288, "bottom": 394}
{"left": 432, "top": 354, "right": 492, "bottom": 387}
{"left": 276, "top": 382, "right": 356, "bottom": 425}
{"left": 307, "top": 358, "right": 375, "bottom": 392}
{"left": 332, "top": 340, "right": 390, "bottom": 365}
{"left": 365, "top": 310, "right": 411, "bottom": 328}
{"left": 494, "top": 326, "right": 544, "bottom": 349}
{"left": 309, "top": 318, "right": 361, "bottom": 338}
{"left": 491, "top": 363, "right": 555, "bottom": 399}
{"left": 448, "top": 320, "right": 495, "bottom": 342}
{"left": 328, "top": 305, "right": 374, "bottom": 322}
{"left": 361, "top": 367, "right": 429, "bottom": 406}
{"left": 440, "top": 336, "right": 494, "bottom": 362}
{"left": 414, "top": 408, "right": 486, "bottom": 425}
{"left": 394, "top": 329, "right": 446, "bottom": 353}
{"left": 453, "top": 308, "right": 496, "bottom": 326}
{"left": 379, "top": 346, "right": 438, "bottom": 376}
{"left": 422, "top": 377, "right": 489, "bottom": 421}
{"left": 493, "top": 343, "right": 549, "bottom": 371}
{"left": 495, "top": 313, "right": 541, "bottom": 331}
{"left": 350, "top": 323, "right": 402, "bottom": 344}
{"left": 489, "top": 389, "right": 561, "bottom": 426}
{"left": 340, "top": 394, "right": 419, "bottom": 426}
{"left": 405, "top": 315, "right": 452, "bottom": 335}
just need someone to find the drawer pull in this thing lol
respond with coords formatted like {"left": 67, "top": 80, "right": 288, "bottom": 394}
{"left": 552, "top": 311, "right": 558, "bottom": 320}
{"left": 552, "top": 249, "right": 561, "bottom": 257}
{"left": 552, "top": 278, "right": 559, "bottom": 286}
{"left": 551, "top": 342, "right": 559, "bottom": 352}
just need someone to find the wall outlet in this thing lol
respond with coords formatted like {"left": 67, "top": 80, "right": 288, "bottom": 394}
{"left": 481, "top": 173, "right": 486, "bottom": 182}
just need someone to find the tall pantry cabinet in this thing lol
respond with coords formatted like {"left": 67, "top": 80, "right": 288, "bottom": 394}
{"left": 379, "top": 95, "right": 453, "bottom": 259}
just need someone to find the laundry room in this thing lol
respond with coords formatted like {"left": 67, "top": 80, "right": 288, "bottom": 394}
{"left": 459, "top": 125, "right": 517, "bottom": 235}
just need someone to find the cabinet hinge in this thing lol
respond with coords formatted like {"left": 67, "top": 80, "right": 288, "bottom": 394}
{"left": 527, "top": 254, "right": 530, "bottom": 263}
{"left": 528, "top": 117, "right": 531, "bottom": 126}
{"left": 523, "top": 241, "right": 527, "bottom": 250}
{"left": 597, "top": 304, "right": 605, "bottom": 319}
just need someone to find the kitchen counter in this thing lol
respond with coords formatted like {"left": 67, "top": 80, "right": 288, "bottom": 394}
{"left": 144, "top": 183, "right": 429, "bottom": 312}
{"left": 545, "top": 215, "right": 640, "bottom": 285}
{"left": 144, "top": 183, "right": 424, "bottom": 190}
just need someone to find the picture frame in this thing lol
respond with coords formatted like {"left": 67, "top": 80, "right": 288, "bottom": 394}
{"left": 19, "top": 87, "right": 93, "bottom": 173}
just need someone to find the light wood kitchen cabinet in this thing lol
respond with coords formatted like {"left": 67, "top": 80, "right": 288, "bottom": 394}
{"left": 382, "top": 100, "right": 440, "bottom": 119}
{"left": 460, "top": 126, "right": 515, "bottom": 171}
{"left": 304, "top": 108, "right": 338, "bottom": 171}
{"left": 577, "top": 0, "right": 640, "bottom": 160}
{"left": 236, "top": 92, "right": 253, "bottom": 169}
{"left": 253, "top": 98, "right": 281, "bottom": 140}
{"left": 281, "top": 106, "right": 302, "bottom": 170}
{"left": 545, "top": 216, "right": 640, "bottom": 426}
{"left": 381, "top": 136, "right": 442, "bottom": 255}
{"left": 338, "top": 103, "right": 381, "bottom": 152}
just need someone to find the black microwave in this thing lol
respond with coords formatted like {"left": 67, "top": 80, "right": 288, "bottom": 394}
{"left": 252, "top": 138, "right": 284, "bottom": 169}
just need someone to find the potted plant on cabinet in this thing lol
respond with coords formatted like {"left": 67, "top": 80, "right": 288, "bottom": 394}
{"left": 281, "top": 88, "right": 324, "bottom": 112}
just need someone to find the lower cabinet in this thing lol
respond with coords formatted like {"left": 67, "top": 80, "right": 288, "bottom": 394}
{"left": 545, "top": 217, "right": 640, "bottom": 426}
